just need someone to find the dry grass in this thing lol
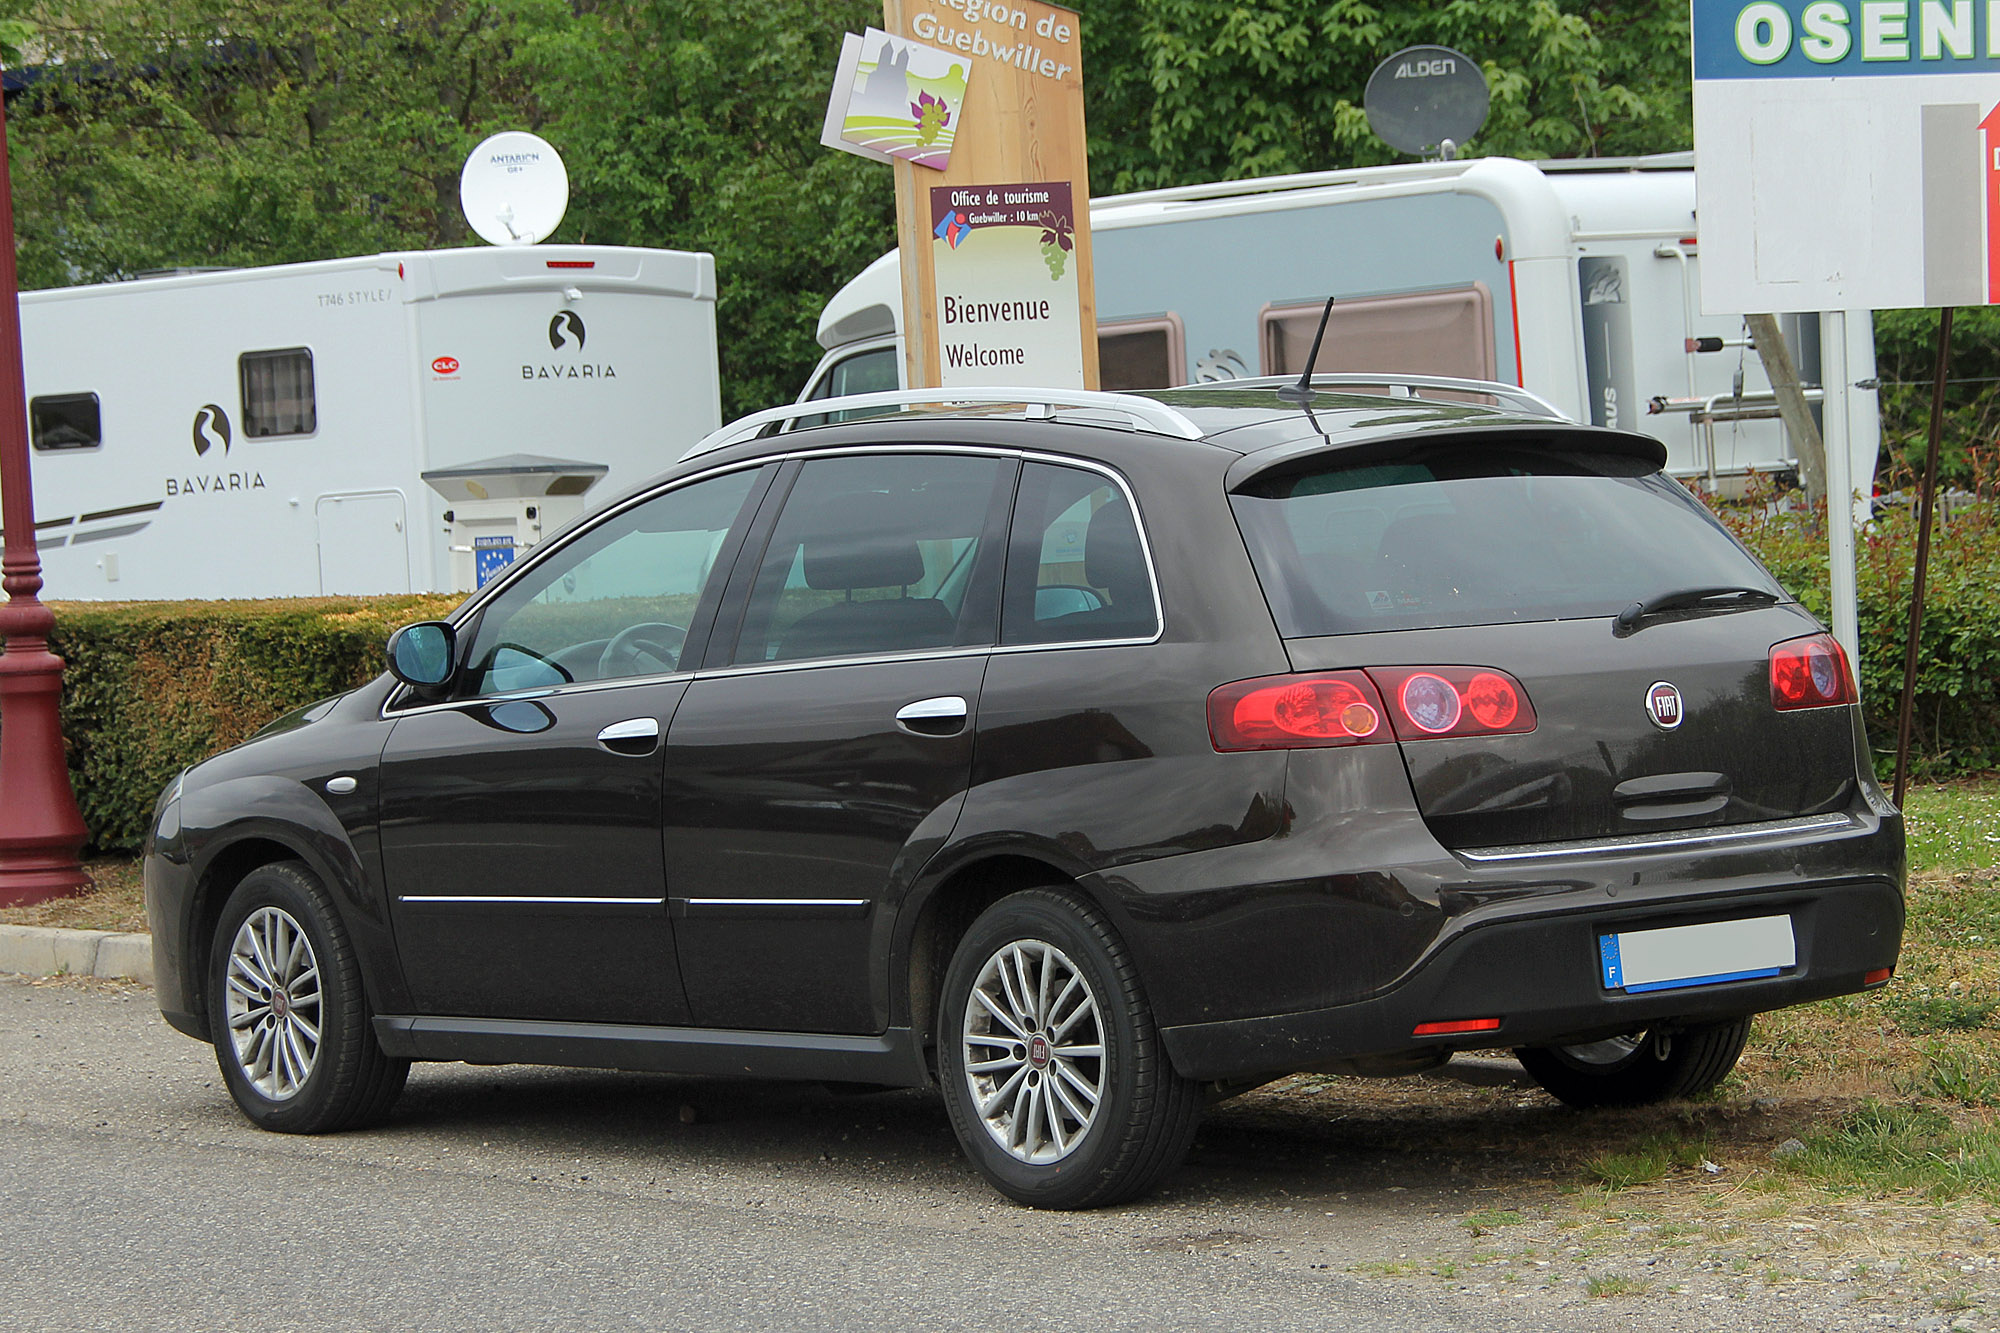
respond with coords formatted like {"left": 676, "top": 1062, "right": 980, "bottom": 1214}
{"left": 0, "top": 857, "right": 147, "bottom": 932}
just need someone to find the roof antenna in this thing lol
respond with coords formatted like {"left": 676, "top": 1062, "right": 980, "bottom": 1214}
{"left": 1277, "top": 297, "right": 1335, "bottom": 405}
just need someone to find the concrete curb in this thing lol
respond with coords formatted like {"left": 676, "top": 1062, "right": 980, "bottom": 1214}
{"left": 0, "top": 924, "right": 154, "bottom": 986}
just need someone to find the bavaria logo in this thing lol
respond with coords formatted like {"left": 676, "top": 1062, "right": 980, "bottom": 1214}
{"left": 1645, "top": 681, "right": 1685, "bottom": 731}
{"left": 548, "top": 311, "right": 586, "bottom": 351}
{"left": 192, "top": 404, "right": 232, "bottom": 458}
{"left": 432, "top": 356, "right": 460, "bottom": 376}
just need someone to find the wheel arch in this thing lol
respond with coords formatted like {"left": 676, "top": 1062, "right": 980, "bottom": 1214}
{"left": 899, "top": 852, "right": 1120, "bottom": 1080}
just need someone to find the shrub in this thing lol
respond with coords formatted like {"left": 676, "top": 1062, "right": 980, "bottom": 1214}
{"left": 6, "top": 594, "right": 460, "bottom": 853}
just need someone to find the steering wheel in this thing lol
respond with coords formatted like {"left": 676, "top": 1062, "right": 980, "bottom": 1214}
{"left": 597, "top": 622, "right": 687, "bottom": 678}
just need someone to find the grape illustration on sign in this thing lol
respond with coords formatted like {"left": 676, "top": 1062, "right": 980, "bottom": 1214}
{"left": 833, "top": 28, "right": 967, "bottom": 171}
{"left": 1692, "top": 0, "right": 2000, "bottom": 312}
{"left": 930, "top": 181, "right": 1084, "bottom": 387}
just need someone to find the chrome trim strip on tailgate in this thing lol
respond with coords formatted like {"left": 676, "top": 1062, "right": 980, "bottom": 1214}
{"left": 1455, "top": 813, "right": 1858, "bottom": 864}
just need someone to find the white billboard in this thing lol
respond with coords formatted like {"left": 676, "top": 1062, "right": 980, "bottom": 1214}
{"left": 1693, "top": 0, "right": 2000, "bottom": 313}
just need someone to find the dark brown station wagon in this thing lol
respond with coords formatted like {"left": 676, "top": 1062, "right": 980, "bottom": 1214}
{"left": 146, "top": 376, "right": 1904, "bottom": 1209}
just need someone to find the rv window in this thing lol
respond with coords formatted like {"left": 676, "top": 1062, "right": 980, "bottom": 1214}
{"left": 795, "top": 346, "right": 899, "bottom": 428}
{"left": 240, "top": 348, "right": 317, "bottom": 438}
{"left": 1261, "top": 286, "right": 1496, "bottom": 385}
{"left": 30, "top": 393, "right": 101, "bottom": 451}
{"left": 1097, "top": 316, "right": 1186, "bottom": 390}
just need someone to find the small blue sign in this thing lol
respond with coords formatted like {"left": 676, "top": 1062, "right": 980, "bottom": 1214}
{"left": 1599, "top": 934, "right": 1623, "bottom": 989}
{"left": 474, "top": 535, "right": 516, "bottom": 589}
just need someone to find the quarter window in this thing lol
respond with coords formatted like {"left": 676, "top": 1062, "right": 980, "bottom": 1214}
{"left": 460, "top": 468, "right": 760, "bottom": 696}
{"left": 239, "top": 347, "right": 317, "bottom": 438}
{"left": 731, "top": 453, "right": 1009, "bottom": 665}
{"left": 1001, "top": 462, "right": 1157, "bottom": 645}
{"left": 30, "top": 393, "right": 101, "bottom": 451}
{"left": 1261, "top": 285, "right": 1496, "bottom": 384}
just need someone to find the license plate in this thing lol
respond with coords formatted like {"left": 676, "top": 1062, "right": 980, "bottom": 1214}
{"left": 1598, "top": 915, "right": 1796, "bottom": 994}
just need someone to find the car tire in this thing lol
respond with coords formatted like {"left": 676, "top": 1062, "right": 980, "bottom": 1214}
{"left": 1514, "top": 1017, "right": 1752, "bottom": 1109}
{"left": 208, "top": 860, "right": 409, "bottom": 1133}
{"left": 937, "top": 888, "right": 1202, "bottom": 1209}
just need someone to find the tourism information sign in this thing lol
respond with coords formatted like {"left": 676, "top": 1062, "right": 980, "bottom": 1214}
{"left": 929, "top": 181, "right": 1082, "bottom": 386}
{"left": 880, "top": 0, "right": 1095, "bottom": 390}
{"left": 825, "top": 28, "right": 967, "bottom": 170}
{"left": 1692, "top": 0, "right": 2000, "bottom": 312}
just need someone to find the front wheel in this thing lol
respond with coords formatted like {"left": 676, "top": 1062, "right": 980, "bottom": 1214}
{"left": 1515, "top": 1017, "right": 1752, "bottom": 1109}
{"left": 937, "top": 889, "right": 1202, "bottom": 1209}
{"left": 209, "top": 861, "right": 409, "bottom": 1133}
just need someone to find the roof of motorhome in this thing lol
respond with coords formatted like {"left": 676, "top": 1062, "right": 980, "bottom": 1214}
{"left": 814, "top": 155, "right": 1696, "bottom": 350}
{"left": 19, "top": 244, "right": 718, "bottom": 305}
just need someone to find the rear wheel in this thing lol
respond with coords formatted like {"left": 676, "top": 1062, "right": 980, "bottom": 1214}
{"left": 1515, "top": 1018, "right": 1752, "bottom": 1109}
{"left": 937, "top": 889, "right": 1202, "bottom": 1210}
{"left": 209, "top": 861, "right": 408, "bottom": 1133}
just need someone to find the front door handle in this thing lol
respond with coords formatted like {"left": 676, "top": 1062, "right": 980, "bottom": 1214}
{"left": 896, "top": 695, "right": 969, "bottom": 736}
{"left": 597, "top": 717, "right": 662, "bottom": 754}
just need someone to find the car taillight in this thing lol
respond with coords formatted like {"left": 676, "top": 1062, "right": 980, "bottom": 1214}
{"left": 1364, "top": 666, "right": 1538, "bottom": 740}
{"left": 1208, "top": 672, "right": 1393, "bottom": 751}
{"left": 1770, "top": 633, "right": 1855, "bottom": 710}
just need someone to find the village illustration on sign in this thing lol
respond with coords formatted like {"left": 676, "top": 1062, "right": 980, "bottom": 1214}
{"left": 830, "top": 28, "right": 967, "bottom": 171}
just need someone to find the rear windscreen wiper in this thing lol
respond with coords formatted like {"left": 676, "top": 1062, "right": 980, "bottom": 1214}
{"left": 1614, "top": 585, "right": 1779, "bottom": 634}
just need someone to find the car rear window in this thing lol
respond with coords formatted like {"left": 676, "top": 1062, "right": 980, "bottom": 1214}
{"left": 1230, "top": 445, "right": 1784, "bottom": 636}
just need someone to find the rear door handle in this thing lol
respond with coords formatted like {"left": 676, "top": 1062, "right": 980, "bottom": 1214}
{"left": 896, "top": 695, "right": 969, "bottom": 735}
{"left": 597, "top": 717, "right": 662, "bottom": 754}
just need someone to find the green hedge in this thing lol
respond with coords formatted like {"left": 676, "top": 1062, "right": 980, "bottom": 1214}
{"left": 21, "top": 595, "right": 460, "bottom": 853}
{"left": 4, "top": 500, "right": 1998, "bottom": 854}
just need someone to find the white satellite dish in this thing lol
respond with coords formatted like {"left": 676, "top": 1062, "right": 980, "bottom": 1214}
{"left": 459, "top": 131, "right": 569, "bottom": 246}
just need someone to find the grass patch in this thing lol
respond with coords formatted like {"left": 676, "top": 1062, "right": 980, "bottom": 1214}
{"left": 0, "top": 857, "right": 146, "bottom": 933}
{"left": 1904, "top": 778, "right": 2000, "bottom": 873}
{"left": 1461, "top": 1208, "right": 1526, "bottom": 1235}
{"left": 1584, "top": 1275, "right": 1649, "bottom": 1298}
{"left": 1771, "top": 1102, "right": 2000, "bottom": 1202}
{"left": 1582, "top": 1133, "right": 1714, "bottom": 1190}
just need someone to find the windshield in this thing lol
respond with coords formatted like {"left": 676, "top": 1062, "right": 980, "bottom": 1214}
{"left": 1229, "top": 445, "right": 1785, "bottom": 637}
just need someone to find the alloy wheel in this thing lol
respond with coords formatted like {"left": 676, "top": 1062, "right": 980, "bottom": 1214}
{"left": 224, "top": 905, "right": 323, "bottom": 1101}
{"left": 960, "top": 939, "right": 1105, "bottom": 1164}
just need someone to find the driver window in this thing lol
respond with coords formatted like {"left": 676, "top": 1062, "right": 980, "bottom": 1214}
{"left": 462, "top": 468, "right": 758, "bottom": 695}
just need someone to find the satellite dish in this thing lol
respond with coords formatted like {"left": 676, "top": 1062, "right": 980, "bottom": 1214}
{"left": 459, "top": 131, "right": 569, "bottom": 246}
{"left": 1364, "top": 46, "right": 1489, "bottom": 158}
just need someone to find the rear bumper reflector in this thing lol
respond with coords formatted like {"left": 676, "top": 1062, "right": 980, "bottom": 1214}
{"left": 1863, "top": 967, "right": 1893, "bottom": 985}
{"left": 1413, "top": 1017, "right": 1502, "bottom": 1037}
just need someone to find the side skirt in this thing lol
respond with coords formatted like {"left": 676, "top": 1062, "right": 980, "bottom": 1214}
{"left": 373, "top": 1015, "right": 931, "bottom": 1088}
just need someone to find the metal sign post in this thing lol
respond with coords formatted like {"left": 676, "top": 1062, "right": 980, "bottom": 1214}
{"left": 0, "top": 79, "right": 90, "bottom": 905}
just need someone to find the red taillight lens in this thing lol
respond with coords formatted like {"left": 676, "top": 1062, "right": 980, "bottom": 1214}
{"left": 1208, "top": 672, "right": 1392, "bottom": 751}
{"left": 1413, "top": 1017, "right": 1502, "bottom": 1037}
{"left": 1770, "top": 633, "right": 1855, "bottom": 711}
{"left": 1365, "top": 666, "right": 1538, "bottom": 740}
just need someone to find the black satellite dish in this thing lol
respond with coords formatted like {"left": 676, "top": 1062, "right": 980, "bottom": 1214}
{"left": 1363, "top": 45, "right": 1489, "bottom": 159}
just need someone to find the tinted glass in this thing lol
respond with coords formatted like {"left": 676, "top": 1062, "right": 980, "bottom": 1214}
{"left": 239, "top": 348, "right": 317, "bottom": 437}
{"left": 30, "top": 393, "right": 101, "bottom": 451}
{"left": 1230, "top": 445, "right": 1783, "bottom": 637}
{"left": 462, "top": 468, "right": 757, "bottom": 694}
{"left": 732, "top": 453, "right": 1006, "bottom": 665}
{"left": 797, "top": 347, "right": 900, "bottom": 426}
{"left": 1001, "top": 462, "right": 1157, "bottom": 645}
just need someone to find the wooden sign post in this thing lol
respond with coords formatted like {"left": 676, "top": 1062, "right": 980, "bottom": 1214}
{"left": 881, "top": 0, "right": 1097, "bottom": 391}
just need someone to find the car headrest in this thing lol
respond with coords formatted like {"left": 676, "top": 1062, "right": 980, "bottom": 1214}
{"left": 800, "top": 493, "right": 926, "bottom": 590}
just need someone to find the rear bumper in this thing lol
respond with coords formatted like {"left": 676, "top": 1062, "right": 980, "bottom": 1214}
{"left": 1158, "top": 877, "right": 1902, "bottom": 1082}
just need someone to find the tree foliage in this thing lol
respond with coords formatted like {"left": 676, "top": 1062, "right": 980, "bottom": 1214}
{"left": 3, "top": 0, "right": 1698, "bottom": 416}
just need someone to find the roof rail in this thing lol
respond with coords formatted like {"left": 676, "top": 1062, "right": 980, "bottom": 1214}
{"left": 681, "top": 388, "right": 1208, "bottom": 460}
{"left": 1177, "top": 374, "right": 1571, "bottom": 422}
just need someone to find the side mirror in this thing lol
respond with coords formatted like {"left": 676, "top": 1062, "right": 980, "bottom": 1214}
{"left": 386, "top": 621, "right": 458, "bottom": 695}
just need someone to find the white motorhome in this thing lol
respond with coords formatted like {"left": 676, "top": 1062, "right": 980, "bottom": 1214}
{"left": 801, "top": 154, "right": 1879, "bottom": 488}
{"left": 8, "top": 244, "right": 720, "bottom": 600}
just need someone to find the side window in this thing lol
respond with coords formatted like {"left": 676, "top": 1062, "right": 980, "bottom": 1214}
{"left": 1260, "top": 285, "right": 1496, "bottom": 384}
{"left": 1097, "top": 316, "right": 1186, "bottom": 390}
{"left": 1001, "top": 462, "right": 1157, "bottom": 645}
{"left": 731, "top": 453, "right": 1008, "bottom": 666}
{"left": 30, "top": 393, "right": 101, "bottom": 451}
{"left": 239, "top": 347, "right": 317, "bottom": 438}
{"left": 461, "top": 468, "right": 759, "bottom": 696}
{"left": 796, "top": 346, "right": 901, "bottom": 428}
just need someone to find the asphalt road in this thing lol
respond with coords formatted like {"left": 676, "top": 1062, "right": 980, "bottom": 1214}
{"left": 0, "top": 978, "right": 1888, "bottom": 1332}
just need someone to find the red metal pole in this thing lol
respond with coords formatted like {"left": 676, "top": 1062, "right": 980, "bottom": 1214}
{"left": 0, "top": 77, "right": 89, "bottom": 905}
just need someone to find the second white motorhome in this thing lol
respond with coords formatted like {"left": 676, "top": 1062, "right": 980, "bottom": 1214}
{"left": 8, "top": 244, "right": 721, "bottom": 600}
{"left": 801, "top": 154, "right": 1879, "bottom": 488}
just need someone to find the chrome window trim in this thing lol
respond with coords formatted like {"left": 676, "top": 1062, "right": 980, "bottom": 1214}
{"left": 1454, "top": 813, "right": 1859, "bottom": 864}
{"left": 682, "top": 898, "right": 870, "bottom": 908}
{"left": 381, "top": 445, "right": 1166, "bottom": 719}
{"left": 397, "top": 895, "right": 668, "bottom": 906}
